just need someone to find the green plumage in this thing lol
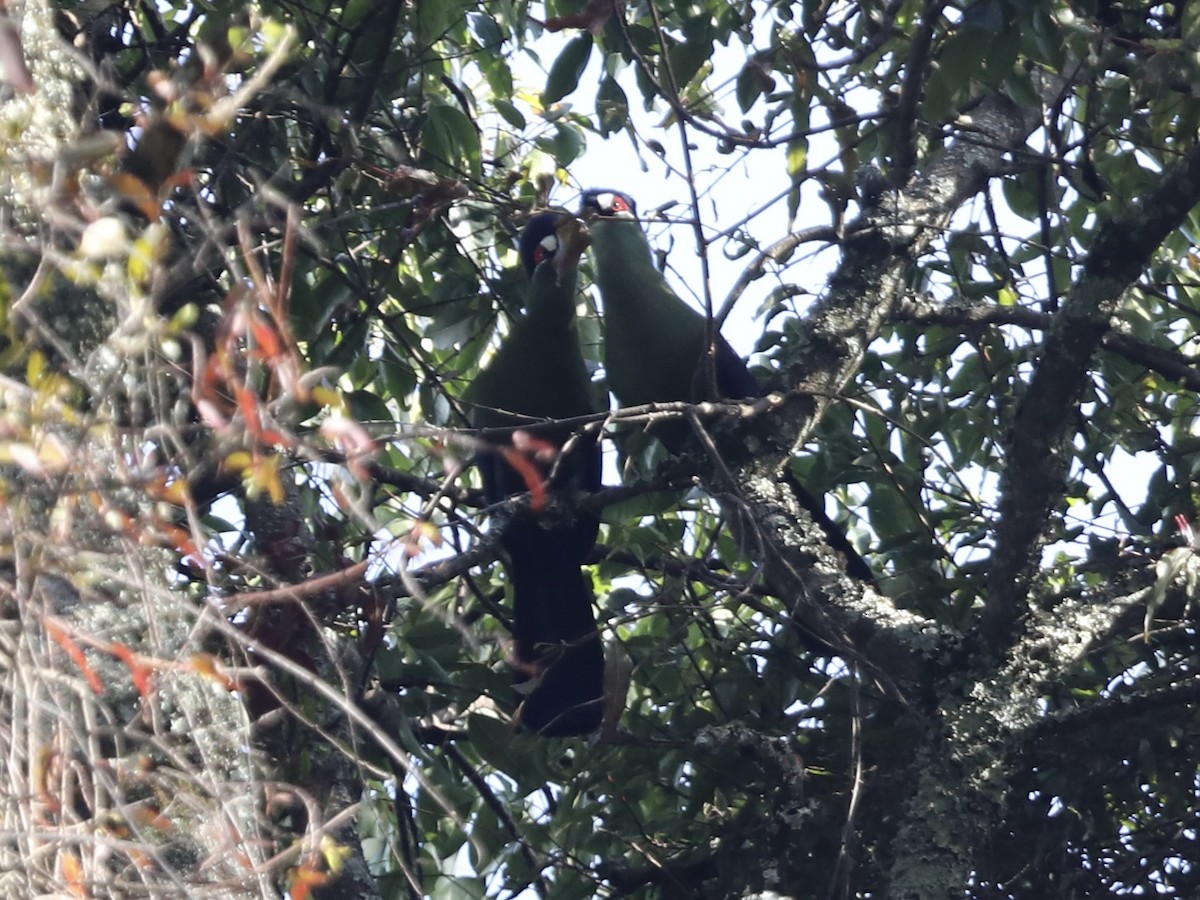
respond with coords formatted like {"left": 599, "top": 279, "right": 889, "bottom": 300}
{"left": 463, "top": 213, "right": 604, "bottom": 736}
{"left": 584, "top": 189, "right": 875, "bottom": 583}
{"left": 589, "top": 216, "right": 716, "bottom": 408}
{"left": 465, "top": 261, "right": 594, "bottom": 433}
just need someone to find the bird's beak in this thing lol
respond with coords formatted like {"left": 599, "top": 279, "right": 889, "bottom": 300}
{"left": 553, "top": 216, "right": 590, "bottom": 279}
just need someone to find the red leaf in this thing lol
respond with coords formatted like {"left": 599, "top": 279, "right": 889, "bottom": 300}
{"left": 541, "top": 0, "right": 623, "bottom": 34}
{"left": 110, "top": 641, "right": 155, "bottom": 699}
{"left": 247, "top": 311, "right": 283, "bottom": 361}
{"left": 235, "top": 385, "right": 263, "bottom": 434}
{"left": 45, "top": 620, "right": 104, "bottom": 695}
{"left": 499, "top": 446, "right": 548, "bottom": 511}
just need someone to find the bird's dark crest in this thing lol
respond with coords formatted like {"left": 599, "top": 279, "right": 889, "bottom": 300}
{"left": 518, "top": 211, "right": 565, "bottom": 276}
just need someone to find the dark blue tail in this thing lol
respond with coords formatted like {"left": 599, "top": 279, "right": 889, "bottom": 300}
{"left": 504, "top": 521, "right": 604, "bottom": 736}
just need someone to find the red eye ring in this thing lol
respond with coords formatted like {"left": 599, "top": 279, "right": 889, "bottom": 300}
{"left": 533, "top": 235, "right": 558, "bottom": 267}
{"left": 581, "top": 190, "right": 636, "bottom": 218}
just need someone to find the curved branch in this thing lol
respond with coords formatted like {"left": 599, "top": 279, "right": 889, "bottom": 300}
{"left": 892, "top": 298, "right": 1200, "bottom": 392}
{"left": 1035, "top": 672, "right": 1200, "bottom": 740}
{"left": 717, "top": 224, "right": 839, "bottom": 327}
{"left": 890, "top": 0, "right": 946, "bottom": 185}
{"left": 717, "top": 75, "right": 1057, "bottom": 694}
{"left": 983, "top": 141, "right": 1200, "bottom": 649}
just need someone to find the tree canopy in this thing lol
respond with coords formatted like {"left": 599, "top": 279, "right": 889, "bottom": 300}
{"left": 2, "top": 0, "right": 1200, "bottom": 897}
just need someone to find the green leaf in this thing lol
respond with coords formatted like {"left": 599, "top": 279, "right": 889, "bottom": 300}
{"left": 1001, "top": 168, "right": 1042, "bottom": 221}
{"left": 468, "top": 12, "right": 503, "bottom": 48}
{"left": 735, "top": 62, "right": 768, "bottom": 113}
{"left": 468, "top": 714, "right": 517, "bottom": 768}
{"left": 1186, "top": 2, "right": 1200, "bottom": 45}
{"left": 600, "top": 489, "right": 683, "bottom": 525}
{"left": 430, "top": 875, "right": 485, "bottom": 900}
{"left": 923, "top": 27, "right": 988, "bottom": 122}
{"left": 786, "top": 137, "right": 808, "bottom": 180}
{"left": 424, "top": 102, "right": 482, "bottom": 176}
{"left": 543, "top": 33, "right": 593, "bottom": 105}
{"left": 668, "top": 37, "right": 710, "bottom": 95}
{"left": 550, "top": 121, "right": 586, "bottom": 166}
{"left": 345, "top": 389, "right": 394, "bottom": 426}
{"left": 596, "top": 75, "right": 629, "bottom": 136}
{"left": 495, "top": 99, "right": 526, "bottom": 130}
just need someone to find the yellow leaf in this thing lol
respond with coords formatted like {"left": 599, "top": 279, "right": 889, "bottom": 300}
{"left": 243, "top": 454, "right": 286, "bottom": 504}
{"left": 26, "top": 349, "right": 46, "bottom": 388}
{"left": 320, "top": 835, "right": 353, "bottom": 874}
{"left": 787, "top": 140, "right": 808, "bottom": 180}
{"left": 128, "top": 222, "right": 169, "bottom": 287}
{"left": 167, "top": 303, "right": 199, "bottom": 334}
{"left": 224, "top": 451, "right": 252, "bottom": 472}
{"left": 310, "top": 385, "right": 343, "bottom": 410}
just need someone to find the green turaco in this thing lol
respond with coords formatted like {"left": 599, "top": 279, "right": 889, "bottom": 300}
{"left": 581, "top": 188, "right": 873, "bottom": 582}
{"left": 464, "top": 211, "right": 604, "bottom": 735}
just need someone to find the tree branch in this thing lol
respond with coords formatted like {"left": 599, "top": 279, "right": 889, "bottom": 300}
{"left": 722, "top": 75, "right": 1055, "bottom": 691}
{"left": 983, "top": 140, "right": 1200, "bottom": 649}
{"left": 892, "top": 297, "right": 1200, "bottom": 392}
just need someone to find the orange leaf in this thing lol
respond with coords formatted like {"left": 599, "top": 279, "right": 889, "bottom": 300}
{"left": 130, "top": 802, "right": 174, "bottom": 830}
{"left": 156, "top": 520, "right": 203, "bottom": 565}
{"left": 146, "top": 474, "right": 192, "bottom": 507}
{"left": 107, "top": 171, "right": 161, "bottom": 221}
{"left": 257, "top": 428, "right": 293, "bottom": 448}
{"left": 45, "top": 619, "right": 103, "bottom": 694}
{"left": 247, "top": 311, "right": 283, "bottom": 360}
{"left": 190, "top": 653, "right": 239, "bottom": 691}
{"left": 288, "top": 865, "right": 331, "bottom": 900}
{"left": 110, "top": 642, "right": 155, "bottom": 699}
{"left": 61, "top": 849, "right": 88, "bottom": 898}
{"left": 34, "top": 745, "right": 60, "bottom": 814}
{"left": 511, "top": 429, "right": 559, "bottom": 464}
{"left": 498, "top": 446, "right": 548, "bottom": 512}
{"left": 202, "top": 353, "right": 228, "bottom": 396}
{"left": 234, "top": 385, "right": 262, "bottom": 434}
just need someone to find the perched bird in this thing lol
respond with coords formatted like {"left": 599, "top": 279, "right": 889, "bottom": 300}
{"left": 581, "top": 188, "right": 873, "bottom": 582}
{"left": 463, "top": 211, "right": 605, "bottom": 736}
{"left": 580, "top": 190, "right": 756, "bottom": 415}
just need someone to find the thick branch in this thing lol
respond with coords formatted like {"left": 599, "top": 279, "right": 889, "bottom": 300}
{"left": 888, "top": 579, "right": 1154, "bottom": 898}
{"left": 769, "top": 87, "right": 1050, "bottom": 466}
{"left": 1036, "top": 671, "right": 1200, "bottom": 739}
{"left": 723, "top": 81, "right": 1050, "bottom": 691}
{"left": 983, "top": 142, "right": 1200, "bottom": 649}
{"left": 893, "top": 297, "right": 1200, "bottom": 392}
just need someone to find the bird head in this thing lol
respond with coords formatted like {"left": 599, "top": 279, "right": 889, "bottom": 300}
{"left": 579, "top": 189, "right": 637, "bottom": 220}
{"left": 518, "top": 211, "right": 590, "bottom": 281}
